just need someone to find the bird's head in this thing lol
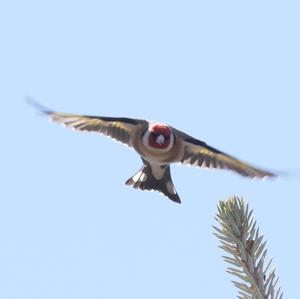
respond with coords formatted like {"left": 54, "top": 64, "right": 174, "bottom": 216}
{"left": 146, "top": 123, "right": 173, "bottom": 150}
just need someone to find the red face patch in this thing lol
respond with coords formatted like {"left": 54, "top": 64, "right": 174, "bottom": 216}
{"left": 148, "top": 124, "right": 172, "bottom": 149}
{"left": 151, "top": 124, "right": 171, "bottom": 137}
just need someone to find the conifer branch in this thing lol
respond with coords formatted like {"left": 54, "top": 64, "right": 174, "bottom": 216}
{"left": 213, "top": 196, "right": 283, "bottom": 299}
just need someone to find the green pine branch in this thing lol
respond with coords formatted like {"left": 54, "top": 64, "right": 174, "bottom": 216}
{"left": 213, "top": 196, "right": 283, "bottom": 299}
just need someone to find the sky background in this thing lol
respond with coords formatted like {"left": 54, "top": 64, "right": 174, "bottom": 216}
{"left": 1, "top": 1, "right": 300, "bottom": 298}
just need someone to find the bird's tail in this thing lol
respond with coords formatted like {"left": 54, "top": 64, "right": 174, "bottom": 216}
{"left": 125, "top": 159, "right": 181, "bottom": 203}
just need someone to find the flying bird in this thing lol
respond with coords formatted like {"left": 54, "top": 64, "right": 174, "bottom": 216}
{"left": 29, "top": 99, "right": 276, "bottom": 203}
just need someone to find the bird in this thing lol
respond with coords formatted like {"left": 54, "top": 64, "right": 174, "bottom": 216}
{"left": 29, "top": 99, "right": 276, "bottom": 204}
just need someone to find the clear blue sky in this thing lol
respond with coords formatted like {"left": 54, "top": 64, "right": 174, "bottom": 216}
{"left": 1, "top": 1, "right": 299, "bottom": 298}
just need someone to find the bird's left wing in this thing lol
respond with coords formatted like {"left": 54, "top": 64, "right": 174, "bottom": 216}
{"left": 29, "top": 99, "right": 145, "bottom": 147}
{"left": 175, "top": 130, "right": 276, "bottom": 179}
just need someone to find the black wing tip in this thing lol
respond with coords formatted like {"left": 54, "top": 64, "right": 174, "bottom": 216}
{"left": 26, "top": 96, "right": 53, "bottom": 115}
{"left": 246, "top": 164, "right": 279, "bottom": 180}
{"left": 256, "top": 173, "right": 277, "bottom": 181}
{"left": 259, "top": 169, "right": 283, "bottom": 180}
{"left": 237, "top": 168, "right": 278, "bottom": 181}
{"left": 266, "top": 171, "right": 278, "bottom": 179}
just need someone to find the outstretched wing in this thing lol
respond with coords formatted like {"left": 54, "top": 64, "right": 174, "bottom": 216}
{"left": 177, "top": 131, "right": 276, "bottom": 179}
{"left": 28, "top": 98, "right": 145, "bottom": 147}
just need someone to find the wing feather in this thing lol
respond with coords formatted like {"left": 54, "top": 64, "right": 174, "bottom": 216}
{"left": 50, "top": 112, "right": 143, "bottom": 146}
{"left": 179, "top": 134, "right": 276, "bottom": 179}
{"left": 28, "top": 99, "right": 144, "bottom": 147}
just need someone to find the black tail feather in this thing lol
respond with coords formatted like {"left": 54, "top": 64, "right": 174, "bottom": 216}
{"left": 125, "top": 159, "right": 181, "bottom": 203}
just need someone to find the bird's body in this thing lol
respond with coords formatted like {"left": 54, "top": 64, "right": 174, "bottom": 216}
{"left": 30, "top": 99, "right": 276, "bottom": 203}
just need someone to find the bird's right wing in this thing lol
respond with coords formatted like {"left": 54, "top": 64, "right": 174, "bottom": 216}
{"left": 175, "top": 129, "right": 276, "bottom": 179}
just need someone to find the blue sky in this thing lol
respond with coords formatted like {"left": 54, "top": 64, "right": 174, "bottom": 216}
{"left": 1, "top": 1, "right": 299, "bottom": 298}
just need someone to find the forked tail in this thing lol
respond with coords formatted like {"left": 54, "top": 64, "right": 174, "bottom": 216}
{"left": 125, "top": 159, "right": 181, "bottom": 203}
